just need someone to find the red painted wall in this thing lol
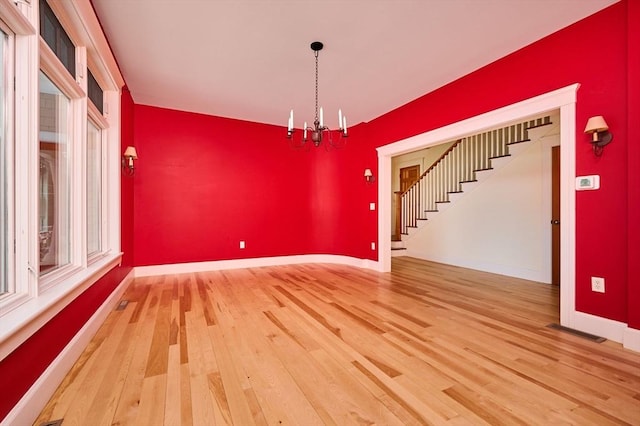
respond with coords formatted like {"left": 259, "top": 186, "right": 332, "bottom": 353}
{"left": 132, "top": 105, "right": 377, "bottom": 265}
{"left": 307, "top": 123, "right": 378, "bottom": 257}
{"left": 121, "top": 87, "right": 135, "bottom": 266}
{"left": 625, "top": 0, "right": 640, "bottom": 329}
{"left": 365, "top": 2, "right": 634, "bottom": 324}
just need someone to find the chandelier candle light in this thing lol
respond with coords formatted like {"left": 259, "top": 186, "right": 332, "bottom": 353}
{"left": 287, "top": 41, "right": 347, "bottom": 148}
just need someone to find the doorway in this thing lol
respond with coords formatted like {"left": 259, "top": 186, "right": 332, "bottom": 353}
{"left": 376, "top": 84, "right": 579, "bottom": 330}
{"left": 399, "top": 165, "right": 420, "bottom": 192}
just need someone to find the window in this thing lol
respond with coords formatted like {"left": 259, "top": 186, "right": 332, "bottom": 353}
{"left": 38, "top": 71, "right": 71, "bottom": 275}
{"left": 87, "top": 120, "right": 101, "bottom": 256}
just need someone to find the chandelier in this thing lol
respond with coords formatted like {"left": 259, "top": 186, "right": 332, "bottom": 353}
{"left": 287, "top": 41, "right": 347, "bottom": 148}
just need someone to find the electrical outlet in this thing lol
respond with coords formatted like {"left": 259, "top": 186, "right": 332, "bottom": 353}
{"left": 239, "top": 241, "right": 245, "bottom": 249}
{"left": 591, "top": 276, "right": 605, "bottom": 293}
{"left": 370, "top": 202, "right": 376, "bottom": 211}
{"left": 371, "top": 242, "right": 376, "bottom": 250}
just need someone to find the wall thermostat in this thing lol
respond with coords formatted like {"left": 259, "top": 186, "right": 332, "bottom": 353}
{"left": 576, "top": 175, "right": 600, "bottom": 191}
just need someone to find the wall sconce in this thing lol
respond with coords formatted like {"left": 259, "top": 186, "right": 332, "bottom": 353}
{"left": 584, "top": 116, "right": 613, "bottom": 156}
{"left": 364, "top": 168, "right": 375, "bottom": 183}
{"left": 122, "top": 146, "right": 138, "bottom": 176}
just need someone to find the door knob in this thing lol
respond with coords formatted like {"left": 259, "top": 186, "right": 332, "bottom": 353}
{"left": 551, "top": 219, "right": 560, "bottom": 225}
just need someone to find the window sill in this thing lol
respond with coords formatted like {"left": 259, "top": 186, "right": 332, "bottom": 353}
{"left": 0, "top": 252, "right": 123, "bottom": 361}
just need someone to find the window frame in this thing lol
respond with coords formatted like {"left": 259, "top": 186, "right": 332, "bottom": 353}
{"left": 0, "top": 2, "right": 35, "bottom": 317}
{"left": 86, "top": 102, "right": 108, "bottom": 263}
{"left": 0, "top": 19, "right": 15, "bottom": 298}
{"left": 38, "top": 40, "right": 84, "bottom": 290}
{"left": 0, "top": 0, "right": 124, "bottom": 362}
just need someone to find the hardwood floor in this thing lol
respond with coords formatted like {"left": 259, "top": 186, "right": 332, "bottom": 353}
{"left": 36, "top": 257, "right": 640, "bottom": 425}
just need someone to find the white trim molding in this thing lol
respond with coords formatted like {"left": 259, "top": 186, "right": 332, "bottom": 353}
{"left": 623, "top": 326, "right": 640, "bottom": 352}
{"left": 0, "top": 253, "right": 123, "bottom": 361}
{"left": 0, "top": 268, "right": 134, "bottom": 426}
{"left": 569, "top": 310, "right": 640, "bottom": 352}
{"left": 134, "top": 255, "right": 380, "bottom": 278}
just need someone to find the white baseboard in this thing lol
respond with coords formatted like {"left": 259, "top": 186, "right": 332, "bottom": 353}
{"left": 404, "top": 250, "right": 548, "bottom": 283}
{"left": 623, "top": 326, "right": 640, "bottom": 352}
{"left": 1, "top": 269, "right": 134, "bottom": 426}
{"left": 134, "top": 254, "right": 380, "bottom": 277}
{"left": 568, "top": 310, "right": 626, "bottom": 343}
{"left": 568, "top": 310, "right": 640, "bottom": 352}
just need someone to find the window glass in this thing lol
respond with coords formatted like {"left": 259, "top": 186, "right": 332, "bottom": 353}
{"left": 0, "top": 28, "right": 6, "bottom": 294}
{"left": 87, "top": 120, "right": 101, "bottom": 255}
{"left": 87, "top": 70, "right": 103, "bottom": 114}
{"left": 39, "top": 0, "right": 75, "bottom": 76}
{"left": 39, "top": 71, "right": 70, "bottom": 274}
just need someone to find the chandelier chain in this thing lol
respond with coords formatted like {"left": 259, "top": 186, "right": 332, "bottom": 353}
{"left": 314, "top": 50, "right": 319, "bottom": 124}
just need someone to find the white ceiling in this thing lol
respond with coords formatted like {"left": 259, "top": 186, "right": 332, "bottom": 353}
{"left": 91, "top": 0, "right": 617, "bottom": 129}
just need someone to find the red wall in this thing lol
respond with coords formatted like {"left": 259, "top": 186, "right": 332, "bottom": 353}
{"left": 121, "top": 87, "right": 135, "bottom": 266}
{"left": 132, "top": 105, "right": 377, "bottom": 265}
{"left": 625, "top": 0, "right": 640, "bottom": 329}
{"left": 365, "top": 1, "right": 636, "bottom": 324}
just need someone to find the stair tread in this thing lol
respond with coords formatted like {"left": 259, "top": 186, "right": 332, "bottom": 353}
{"left": 489, "top": 154, "right": 511, "bottom": 160}
{"left": 507, "top": 138, "right": 531, "bottom": 145}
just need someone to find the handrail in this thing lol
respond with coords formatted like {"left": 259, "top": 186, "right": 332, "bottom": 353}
{"left": 400, "top": 139, "right": 463, "bottom": 197}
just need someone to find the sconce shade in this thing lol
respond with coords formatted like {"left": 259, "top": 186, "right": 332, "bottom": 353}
{"left": 122, "top": 146, "right": 138, "bottom": 176}
{"left": 124, "top": 146, "right": 138, "bottom": 159}
{"left": 584, "top": 115, "right": 613, "bottom": 156}
{"left": 584, "top": 116, "right": 608, "bottom": 133}
{"left": 364, "top": 168, "right": 375, "bottom": 183}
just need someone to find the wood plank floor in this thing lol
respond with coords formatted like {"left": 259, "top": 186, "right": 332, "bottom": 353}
{"left": 36, "top": 257, "right": 640, "bottom": 425}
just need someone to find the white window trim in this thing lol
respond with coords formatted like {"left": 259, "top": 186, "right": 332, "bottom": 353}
{"left": 87, "top": 104, "right": 108, "bottom": 263}
{"left": 38, "top": 42, "right": 85, "bottom": 290}
{"left": 0, "top": 0, "right": 36, "bottom": 317}
{"left": 0, "top": 20, "right": 16, "bottom": 298}
{"left": 0, "top": 254, "right": 122, "bottom": 360}
{"left": 0, "top": 0, "right": 124, "bottom": 362}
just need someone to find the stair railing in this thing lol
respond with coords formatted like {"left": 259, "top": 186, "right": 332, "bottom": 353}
{"left": 396, "top": 116, "right": 551, "bottom": 236}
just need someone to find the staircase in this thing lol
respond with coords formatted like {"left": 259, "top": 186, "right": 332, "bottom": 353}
{"left": 393, "top": 115, "right": 553, "bottom": 249}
